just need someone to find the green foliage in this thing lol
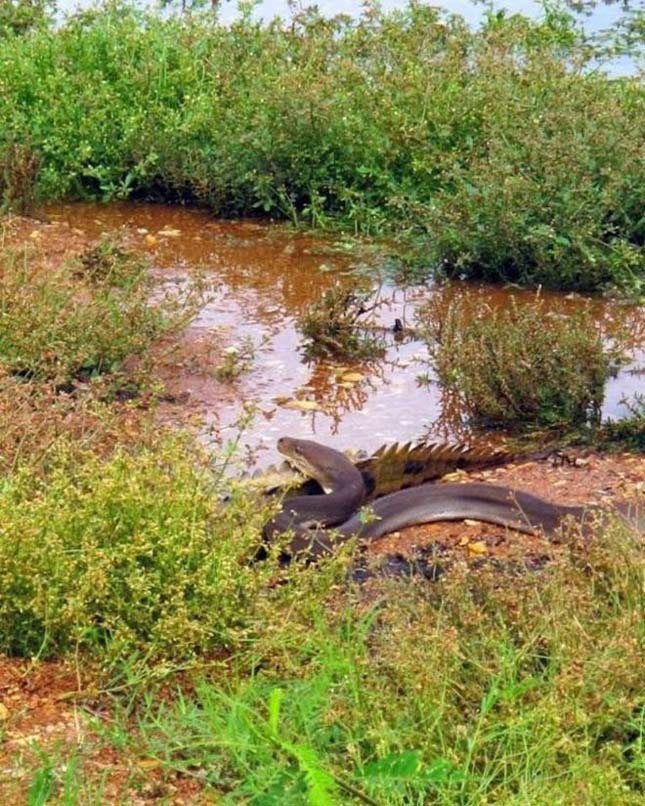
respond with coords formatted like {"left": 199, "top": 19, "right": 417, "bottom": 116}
{"left": 420, "top": 294, "right": 624, "bottom": 430}
{"left": 0, "top": 236, "right": 192, "bottom": 383}
{"left": 298, "top": 283, "right": 385, "bottom": 361}
{"left": 267, "top": 689, "right": 341, "bottom": 806}
{"left": 597, "top": 394, "right": 645, "bottom": 450}
{"left": 0, "top": 434, "right": 271, "bottom": 661}
{"left": 0, "top": 2, "right": 642, "bottom": 291}
{"left": 0, "top": 0, "right": 52, "bottom": 37}
{"left": 425, "top": 39, "right": 645, "bottom": 291}
{"left": 123, "top": 519, "right": 645, "bottom": 803}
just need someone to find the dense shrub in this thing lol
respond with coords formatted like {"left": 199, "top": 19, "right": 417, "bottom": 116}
{"left": 419, "top": 294, "right": 625, "bottom": 429}
{"left": 0, "top": 236, "right": 192, "bottom": 383}
{"left": 0, "top": 435, "right": 270, "bottom": 660}
{"left": 422, "top": 11, "right": 645, "bottom": 292}
{"left": 0, "top": 2, "right": 642, "bottom": 291}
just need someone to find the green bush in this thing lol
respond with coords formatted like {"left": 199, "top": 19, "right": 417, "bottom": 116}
{"left": 0, "top": 435, "right": 270, "bottom": 660}
{"left": 130, "top": 518, "right": 645, "bottom": 803}
{"left": 0, "top": 2, "right": 642, "bottom": 291}
{"left": 422, "top": 11, "right": 645, "bottom": 292}
{"left": 0, "top": 236, "right": 191, "bottom": 383}
{"left": 420, "top": 294, "right": 624, "bottom": 429}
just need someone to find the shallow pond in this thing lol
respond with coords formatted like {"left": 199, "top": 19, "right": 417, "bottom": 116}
{"left": 44, "top": 202, "right": 645, "bottom": 466}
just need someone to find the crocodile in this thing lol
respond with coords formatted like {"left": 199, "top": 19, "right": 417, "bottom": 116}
{"left": 264, "top": 437, "right": 644, "bottom": 561}
{"left": 246, "top": 438, "right": 512, "bottom": 503}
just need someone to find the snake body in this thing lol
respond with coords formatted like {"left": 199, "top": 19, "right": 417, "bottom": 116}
{"left": 264, "top": 437, "right": 642, "bottom": 560}
{"left": 264, "top": 437, "right": 365, "bottom": 540}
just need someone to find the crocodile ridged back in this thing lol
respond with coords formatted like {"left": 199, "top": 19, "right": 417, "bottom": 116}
{"left": 244, "top": 440, "right": 512, "bottom": 500}
{"left": 356, "top": 441, "right": 512, "bottom": 500}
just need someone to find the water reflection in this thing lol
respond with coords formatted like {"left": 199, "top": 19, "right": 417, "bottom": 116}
{"left": 43, "top": 202, "right": 645, "bottom": 465}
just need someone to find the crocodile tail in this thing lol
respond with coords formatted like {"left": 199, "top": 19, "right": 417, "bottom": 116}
{"left": 355, "top": 440, "right": 512, "bottom": 500}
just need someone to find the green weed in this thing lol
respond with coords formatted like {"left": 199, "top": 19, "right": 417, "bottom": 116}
{"left": 0, "top": 236, "right": 194, "bottom": 384}
{"left": 0, "top": 433, "right": 273, "bottom": 662}
{"left": 419, "top": 294, "right": 626, "bottom": 430}
{"left": 213, "top": 336, "right": 256, "bottom": 382}
{"left": 1, "top": 739, "right": 109, "bottom": 805}
{"left": 0, "top": 2, "right": 642, "bottom": 291}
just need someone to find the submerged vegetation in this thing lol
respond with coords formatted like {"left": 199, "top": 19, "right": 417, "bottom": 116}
{"left": 298, "top": 283, "right": 386, "bottom": 361}
{"left": 420, "top": 294, "right": 627, "bottom": 431}
{"left": 0, "top": 0, "right": 643, "bottom": 291}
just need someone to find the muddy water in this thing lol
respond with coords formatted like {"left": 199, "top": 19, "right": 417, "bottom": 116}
{"left": 45, "top": 202, "right": 645, "bottom": 467}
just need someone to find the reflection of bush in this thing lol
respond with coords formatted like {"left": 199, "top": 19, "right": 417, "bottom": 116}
{"left": 420, "top": 295, "right": 625, "bottom": 430}
{"left": 298, "top": 283, "right": 385, "bottom": 361}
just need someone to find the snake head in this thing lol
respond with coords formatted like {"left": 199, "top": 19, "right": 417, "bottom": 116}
{"left": 277, "top": 436, "right": 327, "bottom": 479}
{"left": 277, "top": 436, "right": 359, "bottom": 494}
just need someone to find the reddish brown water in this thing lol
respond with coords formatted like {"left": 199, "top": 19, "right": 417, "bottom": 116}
{"left": 44, "top": 202, "right": 645, "bottom": 466}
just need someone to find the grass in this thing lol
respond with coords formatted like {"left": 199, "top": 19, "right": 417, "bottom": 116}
{"left": 0, "top": 235, "right": 196, "bottom": 385}
{"left": 8, "top": 517, "right": 640, "bottom": 804}
{"left": 119, "top": 522, "right": 645, "bottom": 803}
{"left": 0, "top": 1, "right": 642, "bottom": 292}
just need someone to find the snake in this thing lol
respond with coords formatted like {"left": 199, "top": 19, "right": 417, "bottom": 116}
{"left": 264, "top": 437, "right": 643, "bottom": 560}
